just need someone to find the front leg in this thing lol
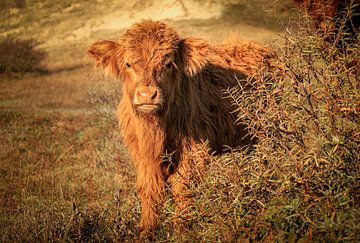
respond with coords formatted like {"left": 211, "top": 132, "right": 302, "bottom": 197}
{"left": 136, "top": 160, "right": 166, "bottom": 239}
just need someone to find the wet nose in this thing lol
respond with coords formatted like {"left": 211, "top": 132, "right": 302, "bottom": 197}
{"left": 134, "top": 86, "right": 161, "bottom": 105}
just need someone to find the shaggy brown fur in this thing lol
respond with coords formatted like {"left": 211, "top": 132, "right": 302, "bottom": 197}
{"left": 88, "top": 20, "right": 273, "bottom": 239}
{"left": 293, "top": 0, "right": 360, "bottom": 34}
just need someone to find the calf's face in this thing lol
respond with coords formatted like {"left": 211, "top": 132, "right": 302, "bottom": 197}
{"left": 121, "top": 52, "right": 176, "bottom": 115}
{"left": 88, "top": 21, "right": 209, "bottom": 117}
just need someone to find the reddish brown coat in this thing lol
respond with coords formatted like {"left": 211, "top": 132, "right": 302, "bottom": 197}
{"left": 88, "top": 20, "right": 273, "bottom": 238}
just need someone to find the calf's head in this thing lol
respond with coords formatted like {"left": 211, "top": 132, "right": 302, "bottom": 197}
{"left": 88, "top": 20, "right": 209, "bottom": 116}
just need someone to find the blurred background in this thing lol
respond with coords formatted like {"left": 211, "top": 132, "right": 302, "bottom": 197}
{"left": 0, "top": 0, "right": 298, "bottom": 111}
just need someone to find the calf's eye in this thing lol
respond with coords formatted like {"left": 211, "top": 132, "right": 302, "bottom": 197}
{"left": 166, "top": 62, "right": 172, "bottom": 69}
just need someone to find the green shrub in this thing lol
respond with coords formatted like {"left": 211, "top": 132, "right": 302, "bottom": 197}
{"left": 0, "top": 37, "right": 47, "bottom": 75}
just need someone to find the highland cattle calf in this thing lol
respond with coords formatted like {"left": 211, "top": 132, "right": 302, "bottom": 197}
{"left": 88, "top": 20, "right": 273, "bottom": 239}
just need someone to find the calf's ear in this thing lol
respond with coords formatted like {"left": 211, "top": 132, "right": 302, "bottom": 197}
{"left": 87, "top": 40, "right": 124, "bottom": 77}
{"left": 179, "top": 37, "right": 210, "bottom": 77}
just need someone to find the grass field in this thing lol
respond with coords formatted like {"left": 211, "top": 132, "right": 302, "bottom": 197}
{"left": 1, "top": 0, "right": 359, "bottom": 241}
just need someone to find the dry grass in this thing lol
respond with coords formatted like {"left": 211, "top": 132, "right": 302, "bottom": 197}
{"left": 0, "top": 110, "right": 139, "bottom": 241}
{"left": 0, "top": 66, "right": 99, "bottom": 111}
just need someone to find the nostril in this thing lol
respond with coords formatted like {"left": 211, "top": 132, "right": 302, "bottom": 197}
{"left": 150, "top": 90, "right": 158, "bottom": 100}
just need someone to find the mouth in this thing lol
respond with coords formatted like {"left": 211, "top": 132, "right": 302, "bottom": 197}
{"left": 135, "top": 104, "right": 161, "bottom": 113}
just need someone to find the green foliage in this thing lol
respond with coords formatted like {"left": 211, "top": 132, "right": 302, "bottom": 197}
{"left": 0, "top": 37, "right": 47, "bottom": 75}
